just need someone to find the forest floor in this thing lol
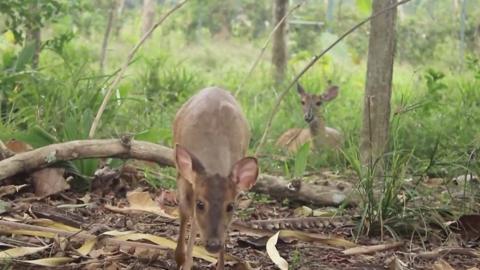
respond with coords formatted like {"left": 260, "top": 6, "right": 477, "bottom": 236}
{"left": 0, "top": 165, "right": 479, "bottom": 270}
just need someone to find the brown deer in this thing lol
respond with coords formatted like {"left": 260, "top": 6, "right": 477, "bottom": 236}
{"left": 276, "top": 83, "right": 343, "bottom": 153}
{"left": 173, "top": 87, "right": 259, "bottom": 270}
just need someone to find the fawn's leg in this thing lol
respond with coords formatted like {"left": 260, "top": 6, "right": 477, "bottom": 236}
{"left": 183, "top": 219, "right": 197, "bottom": 270}
{"left": 175, "top": 213, "right": 188, "bottom": 269}
{"left": 216, "top": 248, "right": 225, "bottom": 270}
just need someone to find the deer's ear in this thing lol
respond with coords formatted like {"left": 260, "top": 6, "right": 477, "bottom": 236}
{"left": 297, "top": 83, "right": 306, "bottom": 96}
{"left": 174, "top": 144, "right": 204, "bottom": 184}
{"left": 321, "top": 86, "right": 339, "bottom": 101}
{"left": 231, "top": 157, "right": 259, "bottom": 191}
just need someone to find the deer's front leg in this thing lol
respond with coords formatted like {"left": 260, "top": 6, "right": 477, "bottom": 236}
{"left": 183, "top": 220, "right": 197, "bottom": 270}
{"left": 175, "top": 213, "right": 188, "bottom": 269}
{"left": 216, "top": 248, "right": 225, "bottom": 270}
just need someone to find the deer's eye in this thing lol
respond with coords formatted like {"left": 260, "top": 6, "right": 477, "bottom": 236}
{"left": 226, "top": 203, "right": 234, "bottom": 213}
{"left": 196, "top": 200, "right": 205, "bottom": 211}
{"left": 316, "top": 101, "right": 322, "bottom": 106}
{"left": 301, "top": 100, "right": 305, "bottom": 105}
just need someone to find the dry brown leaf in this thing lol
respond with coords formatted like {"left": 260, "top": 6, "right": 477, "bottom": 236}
{"left": 266, "top": 232, "right": 288, "bottom": 270}
{"left": 30, "top": 219, "right": 80, "bottom": 232}
{"left": 76, "top": 237, "right": 97, "bottom": 256}
{"left": 105, "top": 191, "right": 176, "bottom": 219}
{"left": 6, "top": 229, "right": 56, "bottom": 238}
{"left": 156, "top": 189, "right": 178, "bottom": 206}
{"left": 31, "top": 168, "right": 69, "bottom": 197}
{"left": 237, "top": 198, "right": 252, "bottom": 210}
{"left": 312, "top": 209, "right": 335, "bottom": 217}
{"left": 432, "top": 259, "right": 455, "bottom": 270}
{"left": 22, "top": 257, "right": 74, "bottom": 266}
{"left": 5, "top": 139, "right": 33, "bottom": 153}
{"left": 293, "top": 206, "right": 312, "bottom": 217}
{"left": 105, "top": 231, "right": 218, "bottom": 263}
{"left": 0, "top": 184, "right": 28, "bottom": 198}
{"left": 387, "top": 256, "right": 407, "bottom": 270}
{"left": 0, "top": 245, "right": 49, "bottom": 258}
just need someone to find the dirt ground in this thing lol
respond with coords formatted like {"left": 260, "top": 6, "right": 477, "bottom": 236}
{"left": 1, "top": 176, "right": 479, "bottom": 270}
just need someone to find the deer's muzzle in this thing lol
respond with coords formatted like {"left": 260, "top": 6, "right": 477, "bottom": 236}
{"left": 205, "top": 238, "right": 222, "bottom": 253}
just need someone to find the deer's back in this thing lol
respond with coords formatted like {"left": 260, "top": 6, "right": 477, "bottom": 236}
{"left": 173, "top": 87, "right": 250, "bottom": 176}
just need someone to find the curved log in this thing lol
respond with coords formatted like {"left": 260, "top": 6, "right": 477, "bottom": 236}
{"left": 0, "top": 138, "right": 174, "bottom": 181}
{"left": 0, "top": 139, "right": 356, "bottom": 206}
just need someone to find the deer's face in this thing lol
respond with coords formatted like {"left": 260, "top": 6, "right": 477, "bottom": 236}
{"left": 297, "top": 84, "right": 339, "bottom": 123}
{"left": 174, "top": 145, "right": 259, "bottom": 254}
{"left": 192, "top": 173, "right": 237, "bottom": 253}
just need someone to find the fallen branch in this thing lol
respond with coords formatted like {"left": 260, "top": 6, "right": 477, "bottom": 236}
{"left": 253, "top": 174, "right": 357, "bottom": 207}
{"left": 0, "top": 139, "right": 173, "bottom": 181}
{"left": 255, "top": 0, "right": 413, "bottom": 155}
{"left": 0, "top": 139, "right": 354, "bottom": 206}
{"left": 237, "top": 216, "right": 349, "bottom": 231}
{"left": 89, "top": 0, "right": 188, "bottom": 138}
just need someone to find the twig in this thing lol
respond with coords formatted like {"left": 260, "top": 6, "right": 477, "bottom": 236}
{"left": 342, "top": 241, "right": 404, "bottom": 255}
{"left": 254, "top": 0, "right": 413, "bottom": 155}
{"left": 401, "top": 247, "right": 480, "bottom": 259}
{"left": 234, "top": 0, "right": 306, "bottom": 97}
{"left": 89, "top": 0, "right": 188, "bottom": 138}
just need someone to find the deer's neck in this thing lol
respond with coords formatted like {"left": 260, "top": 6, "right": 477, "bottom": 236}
{"left": 309, "top": 114, "right": 327, "bottom": 148}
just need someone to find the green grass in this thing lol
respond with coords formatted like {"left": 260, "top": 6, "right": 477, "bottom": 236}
{"left": 0, "top": 1, "right": 479, "bottom": 238}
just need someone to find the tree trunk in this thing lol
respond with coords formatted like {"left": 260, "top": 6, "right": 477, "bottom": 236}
{"left": 141, "top": 0, "right": 156, "bottom": 37}
{"left": 100, "top": 0, "right": 117, "bottom": 73}
{"left": 272, "top": 0, "right": 289, "bottom": 84}
{"left": 337, "top": 0, "right": 344, "bottom": 20}
{"left": 26, "top": 1, "right": 41, "bottom": 69}
{"left": 114, "top": 0, "right": 126, "bottom": 37}
{"left": 26, "top": 29, "right": 41, "bottom": 69}
{"left": 360, "top": 0, "right": 397, "bottom": 172}
{"left": 326, "top": 0, "right": 335, "bottom": 32}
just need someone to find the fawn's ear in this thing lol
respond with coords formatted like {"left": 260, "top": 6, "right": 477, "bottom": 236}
{"left": 297, "top": 83, "right": 306, "bottom": 96}
{"left": 231, "top": 157, "right": 259, "bottom": 191}
{"left": 321, "top": 85, "right": 339, "bottom": 101}
{"left": 174, "top": 144, "right": 205, "bottom": 184}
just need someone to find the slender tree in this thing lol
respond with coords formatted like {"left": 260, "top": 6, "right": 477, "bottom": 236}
{"left": 26, "top": 1, "right": 41, "bottom": 69}
{"left": 141, "top": 0, "right": 156, "bottom": 37}
{"left": 360, "top": 0, "right": 398, "bottom": 172}
{"left": 100, "top": 0, "right": 117, "bottom": 73}
{"left": 272, "top": 0, "right": 289, "bottom": 84}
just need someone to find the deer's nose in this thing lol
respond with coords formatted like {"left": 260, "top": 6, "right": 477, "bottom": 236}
{"left": 304, "top": 112, "right": 314, "bottom": 123}
{"left": 205, "top": 239, "right": 222, "bottom": 253}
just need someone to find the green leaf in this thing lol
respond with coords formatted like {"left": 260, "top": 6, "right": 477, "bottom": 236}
{"left": 14, "top": 42, "right": 36, "bottom": 72}
{"left": 356, "top": 0, "right": 372, "bottom": 16}
{"left": 293, "top": 142, "right": 310, "bottom": 178}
